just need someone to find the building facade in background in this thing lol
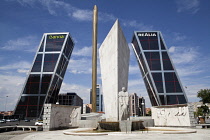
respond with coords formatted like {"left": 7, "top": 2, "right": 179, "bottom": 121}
{"left": 83, "top": 104, "right": 92, "bottom": 114}
{"left": 138, "top": 96, "right": 146, "bottom": 116}
{"left": 129, "top": 93, "right": 146, "bottom": 116}
{"left": 129, "top": 93, "right": 139, "bottom": 117}
{"left": 132, "top": 31, "right": 188, "bottom": 106}
{"left": 14, "top": 33, "right": 74, "bottom": 119}
{"left": 90, "top": 85, "right": 103, "bottom": 112}
{"left": 58, "top": 92, "right": 83, "bottom": 113}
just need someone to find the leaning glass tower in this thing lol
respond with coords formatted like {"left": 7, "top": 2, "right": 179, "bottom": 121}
{"left": 14, "top": 32, "right": 74, "bottom": 119}
{"left": 131, "top": 31, "right": 188, "bottom": 106}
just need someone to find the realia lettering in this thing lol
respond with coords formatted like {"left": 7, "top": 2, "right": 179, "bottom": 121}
{"left": 137, "top": 33, "right": 156, "bottom": 37}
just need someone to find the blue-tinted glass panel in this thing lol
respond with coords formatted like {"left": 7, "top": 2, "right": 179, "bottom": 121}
{"left": 16, "top": 96, "right": 38, "bottom": 118}
{"left": 145, "top": 52, "right": 161, "bottom": 70}
{"left": 160, "top": 37, "right": 166, "bottom": 50}
{"left": 43, "top": 54, "right": 59, "bottom": 72}
{"left": 39, "top": 96, "right": 46, "bottom": 106}
{"left": 132, "top": 36, "right": 141, "bottom": 56}
{"left": 139, "top": 53, "right": 148, "bottom": 75}
{"left": 64, "top": 36, "right": 74, "bottom": 58}
{"left": 40, "top": 74, "right": 52, "bottom": 94}
{"left": 177, "top": 95, "right": 187, "bottom": 104}
{"left": 56, "top": 54, "right": 66, "bottom": 75}
{"left": 164, "top": 72, "right": 182, "bottom": 93}
{"left": 48, "top": 75, "right": 58, "bottom": 95}
{"left": 143, "top": 76, "right": 158, "bottom": 106}
{"left": 47, "top": 78, "right": 62, "bottom": 104}
{"left": 37, "top": 96, "right": 46, "bottom": 116}
{"left": 159, "top": 95, "right": 165, "bottom": 105}
{"left": 23, "top": 74, "right": 40, "bottom": 94}
{"left": 137, "top": 32, "right": 159, "bottom": 50}
{"left": 162, "top": 52, "right": 174, "bottom": 70}
{"left": 31, "top": 54, "right": 42, "bottom": 72}
{"left": 152, "top": 73, "right": 163, "bottom": 93}
{"left": 39, "top": 37, "right": 45, "bottom": 52}
{"left": 45, "top": 34, "right": 66, "bottom": 52}
{"left": 167, "top": 95, "right": 177, "bottom": 105}
{"left": 14, "top": 105, "right": 27, "bottom": 118}
{"left": 167, "top": 95, "right": 187, "bottom": 105}
{"left": 60, "top": 62, "right": 68, "bottom": 78}
{"left": 46, "top": 75, "right": 61, "bottom": 103}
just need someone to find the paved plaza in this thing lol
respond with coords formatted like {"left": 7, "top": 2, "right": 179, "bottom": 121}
{"left": 0, "top": 128, "right": 208, "bottom": 140}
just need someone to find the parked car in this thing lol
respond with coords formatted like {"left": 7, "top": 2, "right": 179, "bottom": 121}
{"left": 24, "top": 119, "right": 30, "bottom": 122}
{"left": 10, "top": 119, "right": 16, "bottom": 122}
{"left": 0, "top": 119, "right": 6, "bottom": 123}
{"left": 35, "top": 121, "right": 43, "bottom": 126}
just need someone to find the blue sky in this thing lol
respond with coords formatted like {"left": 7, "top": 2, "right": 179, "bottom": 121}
{"left": 0, "top": 0, "right": 210, "bottom": 111}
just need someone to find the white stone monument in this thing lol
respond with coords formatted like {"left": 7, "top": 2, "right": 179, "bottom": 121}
{"left": 43, "top": 104, "right": 81, "bottom": 130}
{"left": 118, "top": 87, "right": 129, "bottom": 121}
{"left": 99, "top": 19, "right": 130, "bottom": 122}
{"left": 151, "top": 104, "right": 196, "bottom": 127}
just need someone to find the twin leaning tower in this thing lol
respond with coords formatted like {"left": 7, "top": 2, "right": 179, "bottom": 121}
{"left": 14, "top": 10, "right": 188, "bottom": 121}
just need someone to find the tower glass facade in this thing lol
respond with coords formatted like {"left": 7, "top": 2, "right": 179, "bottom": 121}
{"left": 132, "top": 31, "right": 187, "bottom": 106}
{"left": 14, "top": 33, "right": 74, "bottom": 119}
{"left": 90, "top": 85, "right": 103, "bottom": 112}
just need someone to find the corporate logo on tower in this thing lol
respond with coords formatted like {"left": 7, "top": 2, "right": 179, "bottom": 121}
{"left": 137, "top": 32, "right": 157, "bottom": 37}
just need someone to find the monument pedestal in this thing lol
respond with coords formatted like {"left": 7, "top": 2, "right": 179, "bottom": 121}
{"left": 151, "top": 104, "right": 196, "bottom": 127}
{"left": 98, "top": 121, "right": 145, "bottom": 131}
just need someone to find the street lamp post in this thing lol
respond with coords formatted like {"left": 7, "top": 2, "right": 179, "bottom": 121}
{"left": 141, "top": 102, "right": 145, "bottom": 116}
{"left": 4, "top": 96, "right": 8, "bottom": 117}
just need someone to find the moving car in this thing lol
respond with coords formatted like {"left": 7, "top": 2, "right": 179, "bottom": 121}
{"left": 0, "top": 119, "right": 6, "bottom": 123}
{"left": 35, "top": 121, "right": 43, "bottom": 126}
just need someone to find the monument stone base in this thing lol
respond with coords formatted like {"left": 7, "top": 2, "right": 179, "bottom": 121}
{"left": 79, "top": 113, "right": 104, "bottom": 128}
{"left": 43, "top": 104, "right": 81, "bottom": 131}
{"left": 151, "top": 104, "right": 196, "bottom": 127}
{"left": 130, "top": 116, "right": 154, "bottom": 127}
{"left": 98, "top": 121, "right": 145, "bottom": 131}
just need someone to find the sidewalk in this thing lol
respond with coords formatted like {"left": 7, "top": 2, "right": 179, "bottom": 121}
{"left": 8, "top": 128, "right": 210, "bottom": 140}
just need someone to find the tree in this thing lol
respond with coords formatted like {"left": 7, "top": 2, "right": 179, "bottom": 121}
{"left": 195, "top": 105, "right": 209, "bottom": 117}
{"left": 147, "top": 110, "right": 151, "bottom": 116}
{"left": 197, "top": 89, "right": 210, "bottom": 104}
{"left": 195, "top": 107, "right": 204, "bottom": 117}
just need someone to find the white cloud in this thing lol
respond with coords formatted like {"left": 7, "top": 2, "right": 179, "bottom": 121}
{"left": 176, "top": 66, "right": 203, "bottom": 77}
{"left": 128, "top": 79, "right": 144, "bottom": 87}
{"left": 60, "top": 82, "right": 90, "bottom": 104}
{"left": 129, "top": 65, "right": 141, "bottom": 75}
{"left": 73, "top": 46, "right": 92, "bottom": 57}
{"left": 98, "top": 12, "right": 116, "bottom": 22}
{"left": 68, "top": 50, "right": 102, "bottom": 74}
{"left": 15, "top": 0, "right": 154, "bottom": 29}
{"left": 72, "top": 9, "right": 92, "bottom": 21}
{"left": 15, "top": 0, "right": 98, "bottom": 22}
{"left": 68, "top": 58, "right": 92, "bottom": 74}
{"left": 169, "top": 46, "right": 209, "bottom": 77}
{"left": 0, "top": 74, "right": 25, "bottom": 111}
{"left": 173, "top": 32, "right": 187, "bottom": 41}
{"left": 169, "top": 46, "right": 199, "bottom": 64}
{"left": 168, "top": 46, "right": 176, "bottom": 53}
{"left": 17, "top": 69, "right": 29, "bottom": 74}
{"left": 122, "top": 20, "right": 153, "bottom": 30}
{"left": 0, "top": 61, "right": 31, "bottom": 70}
{"left": 176, "top": 0, "right": 200, "bottom": 14}
{"left": 1, "top": 36, "right": 38, "bottom": 52}
{"left": 15, "top": 0, "right": 36, "bottom": 6}
{"left": 184, "top": 83, "right": 209, "bottom": 102}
